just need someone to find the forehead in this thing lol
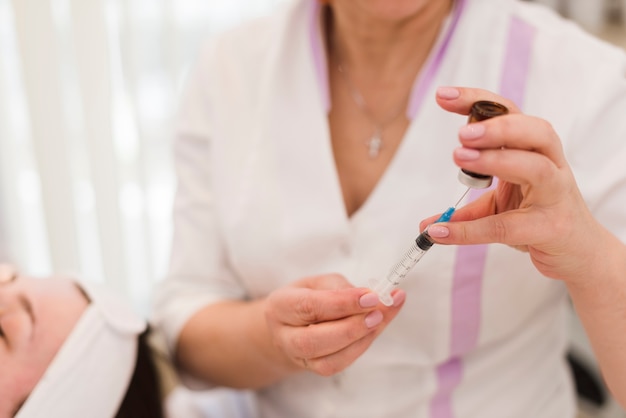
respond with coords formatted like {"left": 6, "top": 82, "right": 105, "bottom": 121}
{"left": 0, "top": 274, "right": 81, "bottom": 308}
{"left": 4, "top": 275, "right": 89, "bottom": 353}
{"left": 28, "top": 276, "right": 89, "bottom": 327}
{"left": 24, "top": 274, "right": 78, "bottom": 292}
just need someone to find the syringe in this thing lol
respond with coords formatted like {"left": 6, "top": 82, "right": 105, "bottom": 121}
{"left": 368, "top": 100, "right": 509, "bottom": 306}
{"left": 368, "top": 188, "right": 469, "bottom": 306}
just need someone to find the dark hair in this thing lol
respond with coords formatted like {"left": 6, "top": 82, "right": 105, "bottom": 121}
{"left": 115, "top": 328, "right": 165, "bottom": 418}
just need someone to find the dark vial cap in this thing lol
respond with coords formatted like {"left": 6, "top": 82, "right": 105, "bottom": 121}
{"left": 458, "top": 101, "right": 509, "bottom": 189}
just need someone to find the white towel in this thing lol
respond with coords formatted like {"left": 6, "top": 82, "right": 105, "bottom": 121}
{"left": 16, "top": 280, "right": 146, "bottom": 418}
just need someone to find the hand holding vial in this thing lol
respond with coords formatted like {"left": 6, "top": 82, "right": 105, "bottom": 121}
{"left": 422, "top": 86, "right": 613, "bottom": 285}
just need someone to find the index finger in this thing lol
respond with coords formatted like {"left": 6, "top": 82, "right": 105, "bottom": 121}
{"left": 427, "top": 209, "right": 547, "bottom": 249}
{"left": 435, "top": 86, "right": 521, "bottom": 116}
{"left": 271, "top": 286, "right": 373, "bottom": 326}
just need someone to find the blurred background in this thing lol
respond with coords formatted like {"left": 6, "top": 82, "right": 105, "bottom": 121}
{"left": 0, "top": 0, "right": 625, "bottom": 416}
{"left": 0, "top": 0, "right": 288, "bottom": 313}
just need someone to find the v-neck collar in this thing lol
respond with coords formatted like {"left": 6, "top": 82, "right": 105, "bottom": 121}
{"left": 306, "top": 0, "right": 468, "bottom": 224}
{"left": 309, "top": 0, "right": 467, "bottom": 119}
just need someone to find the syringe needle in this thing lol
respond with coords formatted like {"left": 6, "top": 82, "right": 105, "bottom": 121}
{"left": 433, "top": 187, "right": 470, "bottom": 225}
{"left": 454, "top": 187, "right": 471, "bottom": 208}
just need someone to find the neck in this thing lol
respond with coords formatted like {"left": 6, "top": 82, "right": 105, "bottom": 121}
{"left": 326, "top": 1, "right": 454, "bottom": 80}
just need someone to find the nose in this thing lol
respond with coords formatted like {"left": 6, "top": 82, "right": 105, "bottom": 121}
{"left": 0, "top": 264, "right": 17, "bottom": 284}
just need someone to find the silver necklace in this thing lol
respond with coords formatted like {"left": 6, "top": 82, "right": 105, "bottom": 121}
{"left": 337, "top": 64, "right": 407, "bottom": 159}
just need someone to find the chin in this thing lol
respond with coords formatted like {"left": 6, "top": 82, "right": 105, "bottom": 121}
{"left": 351, "top": 0, "right": 433, "bottom": 21}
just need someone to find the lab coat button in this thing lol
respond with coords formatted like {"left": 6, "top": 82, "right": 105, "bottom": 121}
{"left": 332, "top": 373, "right": 342, "bottom": 387}
{"left": 339, "top": 241, "right": 352, "bottom": 256}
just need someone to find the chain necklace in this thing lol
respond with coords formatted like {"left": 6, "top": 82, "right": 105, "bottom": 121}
{"left": 336, "top": 63, "right": 408, "bottom": 159}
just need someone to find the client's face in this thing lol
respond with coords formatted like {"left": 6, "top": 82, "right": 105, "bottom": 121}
{"left": 0, "top": 268, "right": 88, "bottom": 417}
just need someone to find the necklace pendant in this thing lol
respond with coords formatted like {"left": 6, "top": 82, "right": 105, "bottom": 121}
{"left": 367, "top": 130, "right": 383, "bottom": 159}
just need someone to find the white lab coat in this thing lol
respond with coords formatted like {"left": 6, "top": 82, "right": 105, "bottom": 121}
{"left": 153, "top": 0, "right": 626, "bottom": 416}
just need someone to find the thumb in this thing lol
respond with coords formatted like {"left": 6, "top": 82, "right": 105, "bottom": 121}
{"left": 426, "top": 210, "right": 540, "bottom": 248}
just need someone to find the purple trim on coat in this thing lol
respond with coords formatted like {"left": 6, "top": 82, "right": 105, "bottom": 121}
{"left": 501, "top": 16, "right": 536, "bottom": 107}
{"left": 309, "top": 1, "right": 330, "bottom": 112}
{"left": 308, "top": 0, "right": 466, "bottom": 118}
{"left": 430, "top": 358, "right": 463, "bottom": 418}
{"left": 429, "top": 15, "right": 536, "bottom": 418}
{"left": 406, "top": 0, "right": 467, "bottom": 119}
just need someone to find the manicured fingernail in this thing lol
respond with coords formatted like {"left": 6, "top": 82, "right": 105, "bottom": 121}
{"left": 437, "top": 86, "right": 460, "bottom": 99}
{"left": 359, "top": 292, "right": 379, "bottom": 308}
{"left": 365, "top": 310, "right": 383, "bottom": 328}
{"left": 427, "top": 225, "right": 449, "bottom": 238}
{"left": 392, "top": 290, "right": 406, "bottom": 307}
{"left": 459, "top": 123, "right": 485, "bottom": 140}
{"left": 454, "top": 147, "right": 480, "bottom": 161}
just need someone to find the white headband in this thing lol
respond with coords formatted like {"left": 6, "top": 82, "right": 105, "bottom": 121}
{"left": 16, "top": 280, "right": 146, "bottom": 418}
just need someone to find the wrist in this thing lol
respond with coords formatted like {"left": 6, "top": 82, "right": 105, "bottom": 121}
{"left": 564, "top": 226, "right": 626, "bottom": 292}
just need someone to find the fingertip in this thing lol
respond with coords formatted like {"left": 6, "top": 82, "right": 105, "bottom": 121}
{"left": 364, "top": 310, "right": 383, "bottom": 328}
{"left": 427, "top": 224, "right": 450, "bottom": 239}
{"left": 359, "top": 292, "right": 380, "bottom": 309}
{"left": 437, "top": 86, "right": 461, "bottom": 100}
{"left": 392, "top": 290, "right": 406, "bottom": 307}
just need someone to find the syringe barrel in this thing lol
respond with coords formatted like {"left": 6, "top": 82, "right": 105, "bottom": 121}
{"left": 369, "top": 242, "right": 429, "bottom": 306}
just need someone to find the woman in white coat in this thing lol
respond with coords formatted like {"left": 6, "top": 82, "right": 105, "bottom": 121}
{"left": 153, "top": 0, "right": 626, "bottom": 416}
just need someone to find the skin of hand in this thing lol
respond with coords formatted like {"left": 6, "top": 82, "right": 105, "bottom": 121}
{"left": 176, "top": 274, "right": 406, "bottom": 389}
{"left": 420, "top": 86, "right": 607, "bottom": 286}
{"left": 264, "top": 274, "right": 406, "bottom": 377}
{"left": 420, "top": 86, "right": 626, "bottom": 407}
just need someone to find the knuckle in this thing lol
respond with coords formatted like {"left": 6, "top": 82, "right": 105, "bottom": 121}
{"left": 294, "top": 294, "right": 319, "bottom": 323}
{"left": 460, "top": 224, "right": 472, "bottom": 244}
{"left": 496, "top": 113, "right": 514, "bottom": 136}
{"left": 533, "top": 159, "right": 555, "bottom": 184}
{"left": 345, "top": 319, "right": 367, "bottom": 341}
{"left": 312, "top": 358, "right": 340, "bottom": 377}
{"left": 491, "top": 218, "right": 508, "bottom": 243}
{"left": 538, "top": 118, "right": 555, "bottom": 137}
{"left": 486, "top": 112, "right": 515, "bottom": 144}
{"left": 345, "top": 326, "right": 361, "bottom": 342}
{"left": 290, "top": 331, "right": 316, "bottom": 358}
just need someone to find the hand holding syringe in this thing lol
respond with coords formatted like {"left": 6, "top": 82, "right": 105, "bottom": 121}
{"left": 369, "top": 101, "right": 508, "bottom": 305}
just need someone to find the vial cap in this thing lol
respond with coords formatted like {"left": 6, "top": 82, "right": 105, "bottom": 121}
{"left": 468, "top": 101, "right": 509, "bottom": 122}
{"left": 458, "top": 169, "right": 493, "bottom": 189}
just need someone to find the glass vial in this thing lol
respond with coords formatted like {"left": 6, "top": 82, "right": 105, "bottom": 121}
{"left": 458, "top": 101, "right": 509, "bottom": 189}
